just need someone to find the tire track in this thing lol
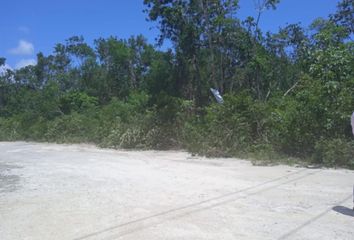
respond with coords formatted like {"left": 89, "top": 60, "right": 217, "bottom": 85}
{"left": 74, "top": 168, "right": 320, "bottom": 240}
{"left": 278, "top": 194, "right": 353, "bottom": 240}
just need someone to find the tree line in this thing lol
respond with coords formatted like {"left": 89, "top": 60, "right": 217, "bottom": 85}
{"left": 0, "top": 0, "right": 353, "bottom": 168}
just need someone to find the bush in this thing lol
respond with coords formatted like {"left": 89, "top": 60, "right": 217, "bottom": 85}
{"left": 313, "top": 138, "right": 354, "bottom": 168}
{"left": 271, "top": 74, "right": 354, "bottom": 157}
{"left": 0, "top": 117, "right": 21, "bottom": 140}
{"left": 59, "top": 92, "right": 98, "bottom": 114}
{"left": 1, "top": 88, "right": 352, "bottom": 170}
{"left": 44, "top": 113, "right": 98, "bottom": 143}
{"left": 182, "top": 93, "right": 273, "bottom": 157}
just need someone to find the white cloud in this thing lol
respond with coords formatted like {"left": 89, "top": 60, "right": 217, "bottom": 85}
{"left": 18, "top": 26, "right": 30, "bottom": 34}
{"left": 9, "top": 40, "right": 34, "bottom": 55}
{"left": 15, "top": 59, "right": 36, "bottom": 69}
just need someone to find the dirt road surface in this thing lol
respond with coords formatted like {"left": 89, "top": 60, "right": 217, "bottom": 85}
{"left": 0, "top": 142, "right": 353, "bottom": 240}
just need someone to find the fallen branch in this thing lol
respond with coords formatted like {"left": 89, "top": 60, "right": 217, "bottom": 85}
{"left": 283, "top": 81, "right": 299, "bottom": 97}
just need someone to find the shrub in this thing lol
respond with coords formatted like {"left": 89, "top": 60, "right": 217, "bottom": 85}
{"left": 59, "top": 92, "right": 98, "bottom": 114}
{"left": 44, "top": 113, "right": 91, "bottom": 142}
{"left": 181, "top": 93, "right": 272, "bottom": 157}
{"left": 313, "top": 138, "right": 354, "bottom": 168}
{"left": 0, "top": 117, "right": 21, "bottom": 140}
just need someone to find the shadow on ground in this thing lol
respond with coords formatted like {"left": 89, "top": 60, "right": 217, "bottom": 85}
{"left": 332, "top": 206, "right": 354, "bottom": 217}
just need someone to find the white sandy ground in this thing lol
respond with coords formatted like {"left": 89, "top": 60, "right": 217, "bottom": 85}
{"left": 0, "top": 142, "right": 353, "bottom": 240}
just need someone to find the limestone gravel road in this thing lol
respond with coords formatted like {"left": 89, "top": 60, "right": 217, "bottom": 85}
{"left": 0, "top": 142, "right": 353, "bottom": 240}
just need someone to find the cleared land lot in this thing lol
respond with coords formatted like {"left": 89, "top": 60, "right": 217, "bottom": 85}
{"left": 0, "top": 142, "right": 353, "bottom": 240}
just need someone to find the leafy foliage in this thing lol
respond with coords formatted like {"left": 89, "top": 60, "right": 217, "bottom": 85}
{"left": 0, "top": 0, "right": 353, "bottom": 168}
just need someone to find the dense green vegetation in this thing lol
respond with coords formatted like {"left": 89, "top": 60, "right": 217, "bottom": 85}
{"left": 1, "top": 0, "right": 353, "bottom": 168}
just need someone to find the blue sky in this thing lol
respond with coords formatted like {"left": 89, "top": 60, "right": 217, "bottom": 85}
{"left": 0, "top": 0, "right": 340, "bottom": 69}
